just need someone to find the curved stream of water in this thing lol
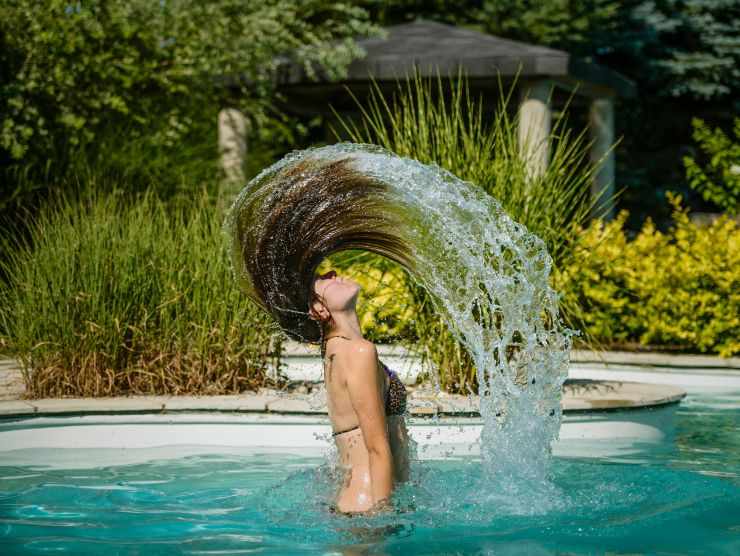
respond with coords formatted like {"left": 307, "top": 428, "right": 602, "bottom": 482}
{"left": 224, "top": 142, "right": 580, "bottom": 500}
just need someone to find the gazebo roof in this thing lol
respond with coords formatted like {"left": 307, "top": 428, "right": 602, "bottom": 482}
{"left": 275, "top": 19, "right": 636, "bottom": 98}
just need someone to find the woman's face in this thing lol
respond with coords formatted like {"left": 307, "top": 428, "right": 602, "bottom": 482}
{"left": 310, "top": 269, "right": 361, "bottom": 321}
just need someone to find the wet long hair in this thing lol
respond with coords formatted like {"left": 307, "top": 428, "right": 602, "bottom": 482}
{"left": 224, "top": 154, "right": 416, "bottom": 351}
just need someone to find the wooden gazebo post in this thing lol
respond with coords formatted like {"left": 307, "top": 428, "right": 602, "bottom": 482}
{"left": 588, "top": 96, "right": 616, "bottom": 221}
{"left": 217, "top": 108, "right": 248, "bottom": 213}
{"left": 518, "top": 80, "right": 553, "bottom": 182}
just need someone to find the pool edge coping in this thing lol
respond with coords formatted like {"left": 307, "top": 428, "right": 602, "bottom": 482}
{"left": 0, "top": 379, "right": 688, "bottom": 419}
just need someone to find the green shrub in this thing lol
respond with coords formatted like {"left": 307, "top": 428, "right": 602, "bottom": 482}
{"left": 554, "top": 192, "right": 740, "bottom": 357}
{"left": 0, "top": 187, "right": 283, "bottom": 398}
{"left": 683, "top": 116, "right": 740, "bottom": 215}
{"left": 0, "top": 0, "right": 378, "bottom": 172}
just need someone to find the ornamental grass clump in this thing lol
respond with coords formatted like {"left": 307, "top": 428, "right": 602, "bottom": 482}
{"left": 0, "top": 188, "right": 283, "bottom": 398}
{"left": 332, "top": 68, "right": 602, "bottom": 393}
{"left": 553, "top": 191, "right": 740, "bottom": 357}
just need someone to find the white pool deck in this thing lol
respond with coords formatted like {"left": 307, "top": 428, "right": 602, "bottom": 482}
{"left": 2, "top": 348, "right": 740, "bottom": 419}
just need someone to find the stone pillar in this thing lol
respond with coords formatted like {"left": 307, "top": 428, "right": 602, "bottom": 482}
{"left": 218, "top": 108, "right": 248, "bottom": 212}
{"left": 588, "top": 97, "right": 616, "bottom": 222}
{"left": 517, "top": 80, "right": 553, "bottom": 181}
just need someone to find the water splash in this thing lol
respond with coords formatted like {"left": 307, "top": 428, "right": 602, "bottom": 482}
{"left": 224, "top": 142, "right": 579, "bottom": 491}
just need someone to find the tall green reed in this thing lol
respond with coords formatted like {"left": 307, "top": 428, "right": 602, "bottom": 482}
{"left": 0, "top": 185, "right": 283, "bottom": 398}
{"left": 330, "top": 68, "right": 616, "bottom": 392}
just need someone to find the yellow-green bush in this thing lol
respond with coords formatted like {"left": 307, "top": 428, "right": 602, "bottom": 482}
{"left": 553, "top": 192, "right": 740, "bottom": 357}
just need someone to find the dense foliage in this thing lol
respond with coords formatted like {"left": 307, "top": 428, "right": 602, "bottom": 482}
{"left": 0, "top": 0, "right": 380, "bottom": 206}
{"left": 2, "top": 184, "right": 734, "bottom": 399}
{"left": 1, "top": 1, "right": 736, "bottom": 397}
{"left": 3, "top": 0, "right": 737, "bottom": 224}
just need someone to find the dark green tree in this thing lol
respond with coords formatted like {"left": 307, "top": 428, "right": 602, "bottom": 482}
{"left": 596, "top": 0, "right": 740, "bottom": 225}
{"left": 472, "top": 0, "right": 621, "bottom": 54}
{"left": 619, "top": 0, "right": 740, "bottom": 100}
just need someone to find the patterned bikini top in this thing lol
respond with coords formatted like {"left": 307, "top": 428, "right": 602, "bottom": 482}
{"left": 379, "top": 360, "right": 407, "bottom": 416}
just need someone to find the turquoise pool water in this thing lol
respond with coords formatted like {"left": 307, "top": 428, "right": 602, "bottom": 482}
{"left": 1, "top": 390, "right": 739, "bottom": 555}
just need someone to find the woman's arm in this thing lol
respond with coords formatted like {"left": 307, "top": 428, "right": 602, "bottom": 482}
{"left": 343, "top": 341, "right": 394, "bottom": 508}
{"left": 388, "top": 416, "right": 410, "bottom": 483}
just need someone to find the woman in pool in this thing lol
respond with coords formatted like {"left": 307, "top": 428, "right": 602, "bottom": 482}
{"left": 224, "top": 156, "right": 417, "bottom": 516}
{"left": 309, "top": 268, "right": 410, "bottom": 515}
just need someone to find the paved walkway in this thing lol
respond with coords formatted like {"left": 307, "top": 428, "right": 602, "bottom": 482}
{"left": 0, "top": 351, "right": 696, "bottom": 418}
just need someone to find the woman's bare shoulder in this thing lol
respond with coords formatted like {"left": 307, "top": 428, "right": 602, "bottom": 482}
{"left": 339, "top": 340, "right": 380, "bottom": 390}
{"left": 332, "top": 338, "right": 377, "bottom": 360}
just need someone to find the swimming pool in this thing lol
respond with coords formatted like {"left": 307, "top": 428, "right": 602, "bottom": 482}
{"left": 1, "top": 385, "right": 738, "bottom": 554}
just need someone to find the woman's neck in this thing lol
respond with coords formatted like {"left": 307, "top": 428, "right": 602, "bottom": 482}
{"left": 325, "top": 310, "right": 364, "bottom": 341}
